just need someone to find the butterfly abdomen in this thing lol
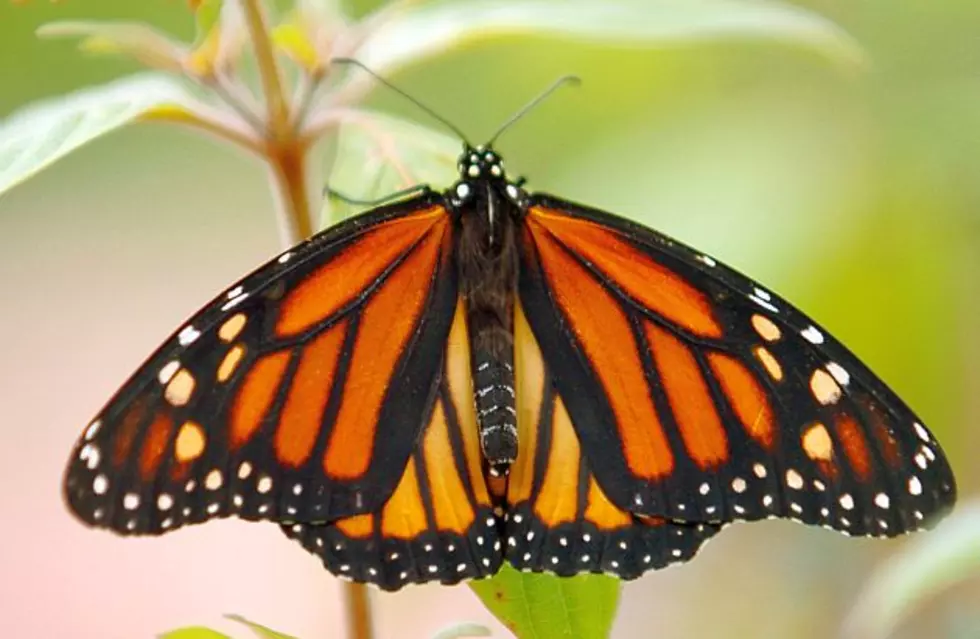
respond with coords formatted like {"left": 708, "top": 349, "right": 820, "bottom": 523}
{"left": 472, "top": 349, "right": 517, "bottom": 474}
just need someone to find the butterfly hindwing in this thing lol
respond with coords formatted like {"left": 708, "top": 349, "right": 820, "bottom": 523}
{"left": 284, "top": 301, "right": 504, "bottom": 590}
{"left": 518, "top": 196, "right": 956, "bottom": 537}
{"left": 64, "top": 195, "right": 457, "bottom": 534}
{"left": 502, "top": 304, "right": 722, "bottom": 579}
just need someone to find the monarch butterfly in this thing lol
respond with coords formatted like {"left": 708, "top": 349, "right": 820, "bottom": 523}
{"left": 64, "top": 81, "right": 956, "bottom": 593}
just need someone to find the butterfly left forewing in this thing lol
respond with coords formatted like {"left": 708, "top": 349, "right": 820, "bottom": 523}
{"left": 518, "top": 196, "right": 956, "bottom": 538}
{"left": 64, "top": 197, "right": 457, "bottom": 535}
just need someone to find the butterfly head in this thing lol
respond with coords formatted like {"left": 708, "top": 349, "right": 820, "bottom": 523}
{"left": 457, "top": 144, "right": 506, "bottom": 182}
{"left": 451, "top": 144, "right": 527, "bottom": 212}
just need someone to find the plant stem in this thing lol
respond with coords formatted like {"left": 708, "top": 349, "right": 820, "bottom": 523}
{"left": 240, "top": 0, "right": 290, "bottom": 140}
{"left": 266, "top": 143, "right": 314, "bottom": 244}
{"left": 240, "top": 4, "right": 375, "bottom": 638}
{"left": 241, "top": 0, "right": 312, "bottom": 245}
{"left": 345, "top": 584, "right": 374, "bottom": 639}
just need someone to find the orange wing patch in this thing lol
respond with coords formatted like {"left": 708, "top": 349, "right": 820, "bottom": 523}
{"left": 138, "top": 412, "right": 174, "bottom": 478}
{"left": 533, "top": 397, "right": 581, "bottom": 526}
{"left": 276, "top": 207, "right": 446, "bottom": 337}
{"left": 423, "top": 402, "right": 476, "bottom": 534}
{"left": 866, "top": 399, "right": 903, "bottom": 468}
{"left": 323, "top": 218, "right": 450, "bottom": 479}
{"left": 583, "top": 478, "right": 631, "bottom": 531}
{"left": 508, "top": 305, "right": 545, "bottom": 505}
{"left": 835, "top": 414, "right": 872, "bottom": 480}
{"left": 707, "top": 352, "right": 776, "bottom": 449}
{"left": 112, "top": 397, "right": 148, "bottom": 467}
{"left": 646, "top": 322, "right": 728, "bottom": 468}
{"left": 336, "top": 513, "right": 374, "bottom": 539}
{"left": 527, "top": 207, "right": 722, "bottom": 338}
{"left": 275, "top": 320, "right": 347, "bottom": 467}
{"left": 229, "top": 351, "right": 291, "bottom": 449}
{"left": 380, "top": 458, "right": 428, "bottom": 539}
{"left": 527, "top": 221, "right": 674, "bottom": 480}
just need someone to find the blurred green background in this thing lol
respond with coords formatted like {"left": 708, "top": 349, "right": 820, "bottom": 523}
{"left": 0, "top": 1, "right": 977, "bottom": 638}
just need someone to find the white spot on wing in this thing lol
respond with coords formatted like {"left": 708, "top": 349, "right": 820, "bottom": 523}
{"left": 913, "top": 422, "right": 930, "bottom": 443}
{"left": 221, "top": 293, "right": 249, "bottom": 311}
{"left": 80, "top": 444, "right": 100, "bottom": 470}
{"left": 93, "top": 474, "right": 109, "bottom": 495}
{"left": 158, "top": 360, "right": 181, "bottom": 385}
{"left": 177, "top": 325, "right": 201, "bottom": 346}
{"left": 750, "top": 294, "right": 778, "bottom": 313}
{"left": 908, "top": 476, "right": 922, "bottom": 496}
{"left": 826, "top": 362, "right": 850, "bottom": 386}
{"left": 205, "top": 469, "right": 223, "bottom": 490}
{"left": 84, "top": 420, "right": 101, "bottom": 440}
{"left": 785, "top": 469, "right": 804, "bottom": 490}
{"left": 801, "top": 325, "right": 824, "bottom": 345}
{"left": 257, "top": 476, "right": 273, "bottom": 494}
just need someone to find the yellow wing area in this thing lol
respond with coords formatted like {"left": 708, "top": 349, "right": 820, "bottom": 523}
{"left": 283, "top": 301, "right": 503, "bottom": 591}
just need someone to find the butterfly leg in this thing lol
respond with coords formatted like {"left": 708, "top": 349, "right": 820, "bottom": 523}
{"left": 323, "top": 183, "right": 433, "bottom": 207}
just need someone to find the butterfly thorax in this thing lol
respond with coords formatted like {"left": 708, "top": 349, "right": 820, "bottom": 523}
{"left": 452, "top": 145, "right": 523, "bottom": 476}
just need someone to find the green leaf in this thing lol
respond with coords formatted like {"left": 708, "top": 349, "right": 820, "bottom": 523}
{"left": 224, "top": 615, "right": 298, "bottom": 639}
{"left": 321, "top": 108, "right": 459, "bottom": 226}
{"left": 842, "top": 500, "right": 980, "bottom": 639}
{"left": 160, "top": 616, "right": 296, "bottom": 639}
{"left": 356, "top": 0, "right": 866, "bottom": 75}
{"left": 431, "top": 623, "right": 493, "bottom": 639}
{"left": 0, "top": 73, "right": 195, "bottom": 197}
{"left": 37, "top": 21, "right": 188, "bottom": 72}
{"left": 159, "top": 627, "right": 231, "bottom": 639}
{"left": 469, "top": 564, "right": 620, "bottom": 639}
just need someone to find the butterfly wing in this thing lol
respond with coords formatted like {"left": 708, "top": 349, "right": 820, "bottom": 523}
{"left": 283, "top": 300, "right": 504, "bottom": 590}
{"left": 64, "top": 195, "right": 457, "bottom": 534}
{"left": 502, "top": 303, "right": 721, "bottom": 579}
{"left": 518, "top": 195, "right": 956, "bottom": 538}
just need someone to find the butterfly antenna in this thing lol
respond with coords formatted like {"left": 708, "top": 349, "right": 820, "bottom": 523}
{"left": 487, "top": 75, "right": 581, "bottom": 147}
{"left": 331, "top": 57, "right": 472, "bottom": 146}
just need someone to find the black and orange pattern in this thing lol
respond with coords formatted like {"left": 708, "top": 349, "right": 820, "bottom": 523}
{"left": 65, "top": 199, "right": 457, "bottom": 534}
{"left": 285, "top": 303, "right": 504, "bottom": 589}
{"left": 64, "top": 137, "right": 956, "bottom": 591}
{"left": 520, "top": 200, "right": 954, "bottom": 537}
